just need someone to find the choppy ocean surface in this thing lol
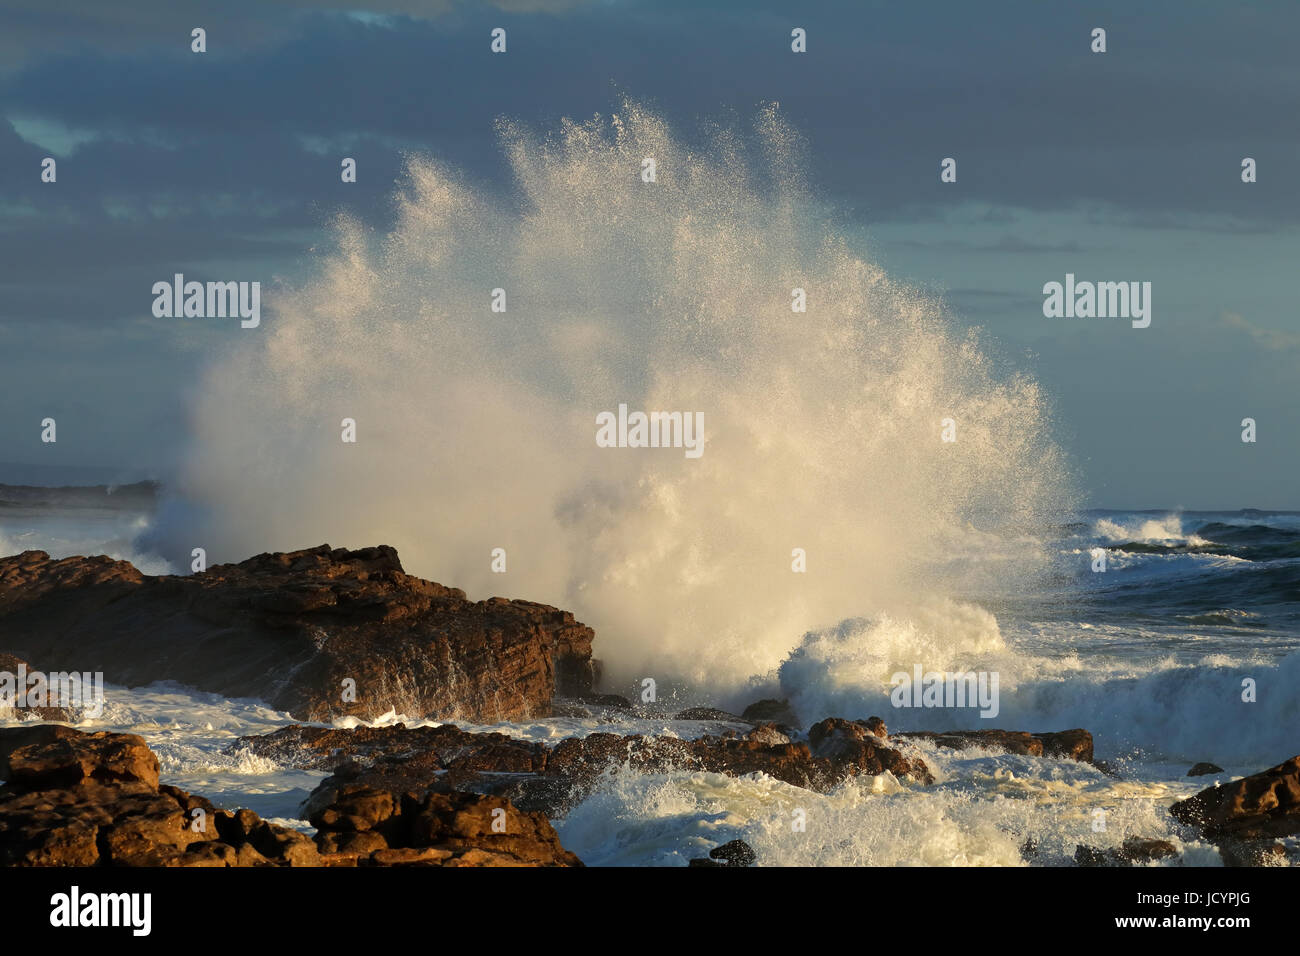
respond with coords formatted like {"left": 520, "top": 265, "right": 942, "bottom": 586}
{"left": 2, "top": 498, "right": 1296, "bottom": 866}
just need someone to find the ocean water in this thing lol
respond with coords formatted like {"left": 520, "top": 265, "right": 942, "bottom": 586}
{"left": 1, "top": 105, "right": 1294, "bottom": 866}
{"left": 1, "top": 501, "right": 1296, "bottom": 866}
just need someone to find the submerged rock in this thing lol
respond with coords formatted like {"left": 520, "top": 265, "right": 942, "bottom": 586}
{"left": 1188, "top": 762, "right": 1225, "bottom": 777}
{"left": 239, "top": 716, "right": 934, "bottom": 820}
{"left": 309, "top": 787, "right": 582, "bottom": 867}
{"left": 894, "top": 728, "right": 1094, "bottom": 763}
{"left": 0, "top": 545, "right": 595, "bottom": 722}
{"left": 1073, "top": 838, "right": 1178, "bottom": 867}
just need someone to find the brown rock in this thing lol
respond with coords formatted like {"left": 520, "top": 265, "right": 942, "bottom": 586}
{"left": 308, "top": 787, "right": 395, "bottom": 833}
{"left": 0, "top": 545, "right": 595, "bottom": 723}
{"left": 281, "top": 715, "right": 932, "bottom": 823}
{"left": 863, "top": 716, "right": 888, "bottom": 738}
{"left": 235, "top": 722, "right": 548, "bottom": 775}
{"left": 708, "top": 839, "right": 756, "bottom": 866}
{"left": 1116, "top": 837, "right": 1178, "bottom": 863}
{"left": 744, "top": 723, "right": 791, "bottom": 746}
{"left": 0, "top": 726, "right": 320, "bottom": 867}
{"left": 1075, "top": 837, "right": 1179, "bottom": 867}
{"left": 807, "top": 718, "right": 929, "bottom": 781}
{"left": 317, "top": 830, "right": 389, "bottom": 855}
{"left": 308, "top": 787, "right": 583, "bottom": 867}
{"left": 895, "top": 728, "right": 1094, "bottom": 763}
{"left": 0, "top": 725, "right": 159, "bottom": 789}
{"left": 1035, "top": 729, "right": 1095, "bottom": 763}
{"left": 1170, "top": 754, "right": 1300, "bottom": 840}
{"left": 370, "top": 847, "right": 454, "bottom": 866}
{"left": 673, "top": 707, "right": 747, "bottom": 722}
{"left": 740, "top": 698, "right": 800, "bottom": 728}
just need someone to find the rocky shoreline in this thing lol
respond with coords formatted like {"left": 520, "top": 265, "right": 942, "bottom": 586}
{"left": 0, "top": 545, "right": 595, "bottom": 722}
{"left": 0, "top": 545, "right": 1296, "bottom": 867}
{"left": 0, "top": 724, "right": 578, "bottom": 866}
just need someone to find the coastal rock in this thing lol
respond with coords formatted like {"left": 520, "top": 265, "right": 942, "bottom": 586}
{"left": 0, "top": 652, "right": 77, "bottom": 722}
{"left": 234, "top": 722, "right": 549, "bottom": 776}
{"left": 545, "top": 721, "right": 931, "bottom": 793}
{"left": 0, "top": 724, "right": 159, "bottom": 789}
{"left": 309, "top": 787, "right": 582, "bottom": 867}
{"left": 1170, "top": 754, "right": 1300, "bottom": 840}
{"left": 241, "top": 724, "right": 569, "bottom": 816}
{"left": 688, "top": 838, "right": 756, "bottom": 867}
{"left": 1116, "top": 837, "right": 1179, "bottom": 863}
{"left": 1188, "top": 762, "right": 1225, "bottom": 777}
{"left": 807, "top": 718, "right": 919, "bottom": 778}
{"left": 242, "top": 715, "right": 933, "bottom": 820}
{"left": 0, "top": 726, "right": 578, "bottom": 867}
{"left": 0, "top": 726, "right": 319, "bottom": 867}
{"left": 745, "top": 723, "right": 791, "bottom": 746}
{"left": 895, "top": 728, "right": 1094, "bottom": 763}
{"left": 741, "top": 698, "right": 801, "bottom": 728}
{"left": 0, "top": 545, "right": 595, "bottom": 722}
{"left": 1216, "top": 839, "right": 1292, "bottom": 867}
{"left": 863, "top": 716, "right": 888, "bottom": 738}
{"left": 1074, "top": 837, "right": 1179, "bottom": 867}
{"left": 673, "top": 707, "right": 748, "bottom": 722}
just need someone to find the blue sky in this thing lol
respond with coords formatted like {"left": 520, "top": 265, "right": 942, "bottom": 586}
{"left": 2, "top": 0, "right": 1298, "bottom": 507}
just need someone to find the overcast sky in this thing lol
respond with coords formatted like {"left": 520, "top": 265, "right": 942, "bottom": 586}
{"left": 2, "top": 0, "right": 1297, "bottom": 508}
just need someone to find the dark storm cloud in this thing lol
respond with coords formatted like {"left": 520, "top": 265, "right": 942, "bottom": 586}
{"left": 0, "top": 1, "right": 598, "bottom": 69}
{"left": 3, "top": 0, "right": 1298, "bottom": 224}
{"left": 2, "top": 0, "right": 1299, "bottom": 502}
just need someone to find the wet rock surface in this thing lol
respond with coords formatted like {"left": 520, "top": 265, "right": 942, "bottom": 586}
{"left": 310, "top": 788, "right": 582, "bottom": 867}
{"left": 0, "top": 725, "right": 583, "bottom": 867}
{"left": 0, "top": 545, "right": 595, "bottom": 722}
{"left": 0, "top": 725, "right": 320, "bottom": 866}
{"left": 894, "top": 728, "right": 1094, "bottom": 763}
{"left": 1170, "top": 754, "right": 1300, "bottom": 846}
{"left": 237, "top": 716, "right": 938, "bottom": 818}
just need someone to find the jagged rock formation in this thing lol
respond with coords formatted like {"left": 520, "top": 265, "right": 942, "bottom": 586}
{"left": 0, "top": 725, "right": 582, "bottom": 867}
{"left": 0, "top": 545, "right": 595, "bottom": 722}
{"left": 0, "top": 725, "right": 320, "bottom": 866}
{"left": 235, "top": 716, "right": 935, "bottom": 819}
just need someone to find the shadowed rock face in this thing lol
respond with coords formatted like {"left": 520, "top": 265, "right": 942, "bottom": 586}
{"left": 0, "top": 545, "right": 595, "bottom": 723}
{"left": 1170, "top": 754, "right": 1300, "bottom": 841}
